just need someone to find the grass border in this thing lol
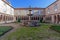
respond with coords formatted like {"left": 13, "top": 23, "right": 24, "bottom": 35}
{"left": 50, "top": 25, "right": 60, "bottom": 33}
{"left": 0, "top": 26, "right": 13, "bottom": 37}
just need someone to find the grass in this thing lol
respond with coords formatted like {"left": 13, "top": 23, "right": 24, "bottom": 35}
{"left": 0, "top": 26, "right": 13, "bottom": 36}
{"left": 50, "top": 25, "right": 60, "bottom": 32}
{"left": 1, "top": 23, "right": 60, "bottom": 40}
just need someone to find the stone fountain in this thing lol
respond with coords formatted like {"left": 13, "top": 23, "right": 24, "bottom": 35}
{"left": 21, "top": 6, "right": 40, "bottom": 27}
{"left": 27, "top": 8, "right": 40, "bottom": 27}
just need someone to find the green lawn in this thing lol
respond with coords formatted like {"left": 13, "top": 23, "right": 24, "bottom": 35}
{"left": 50, "top": 25, "right": 60, "bottom": 32}
{"left": 5, "top": 24, "right": 60, "bottom": 40}
{"left": 0, "top": 26, "right": 13, "bottom": 36}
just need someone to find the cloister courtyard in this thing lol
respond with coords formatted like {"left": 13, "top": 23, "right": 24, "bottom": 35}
{"left": 0, "top": 22, "right": 60, "bottom": 40}
{"left": 1, "top": 0, "right": 60, "bottom": 40}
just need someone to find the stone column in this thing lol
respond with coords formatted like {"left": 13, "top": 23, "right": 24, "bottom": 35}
{"left": 29, "top": 15, "right": 30, "bottom": 21}
{"left": 0, "top": 15, "right": 1, "bottom": 21}
{"left": 1, "top": 15, "right": 4, "bottom": 22}
{"left": 56, "top": 15, "right": 59, "bottom": 24}
{"left": 58, "top": 15, "right": 60, "bottom": 24}
{"left": 51, "top": 15, "right": 55, "bottom": 23}
{"left": 7, "top": 16, "right": 8, "bottom": 21}
{"left": 29, "top": 10, "right": 32, "bottom": 21}
{"left": 6, "top": 16, "right": 7, "bottom": 21}
{"left": 1, "top": 15, "right": 3, "bottom": 21}
{"left": 13, "top": 16, "right": 16, "bottom": 21}
{"left": 43, "top": 16, "right": 46, "bottom": 22}
{"left": 4, "top": 15, "right": 7, "bottom": 23}
{"left": 55, "top": 15, "right": 58, "bottom": 24}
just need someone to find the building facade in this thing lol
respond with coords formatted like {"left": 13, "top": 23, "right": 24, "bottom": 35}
{"left": 0, "top": 0, "right": 60, "bottom": 24}
{"left": 14, "top": 8, "right": 45, "bottom": 22}
{"left": 0, "top": 0, "right": 15, "bottom": 23}
{"left": 45, "top": 0, "right": 60, "bottom": 24}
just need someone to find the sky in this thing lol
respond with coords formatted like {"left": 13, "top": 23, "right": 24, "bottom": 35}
{"left": 7, "top": 0, "right": 56, "bottom": 8}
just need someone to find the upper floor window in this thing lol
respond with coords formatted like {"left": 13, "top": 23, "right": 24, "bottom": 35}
{"left": 47, "top": 8, "right": 50, "bottom": 13}
{"left": 32, "top": 10, "right": 40, "bottom": 15}
{"left": 3, "top": 4, "right": 7, "bottom": 12}
{"left": 31, "top": 10, "right": 34, "bottom": 14}
{"left": 48, "top": 10, "right": 50, "bottom": 13}
{"left": 54, "top": 4, "right": 58, "bottom": 11}
{"left": 10, "top": 9, "right": 12, "bottom": 13}
{"left": 3, "top": 2, "right": 6, "bottom": 5}
{"left": 26, "top": 10, "right": 28, "bottom": 14}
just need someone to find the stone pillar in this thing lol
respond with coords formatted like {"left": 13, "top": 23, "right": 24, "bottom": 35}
{"left": 1, "top": 15, "right": 2, "bottom": 21}
{"left": 0, "top": 15, "right": 1, "bottom": 21}
{"left": 29, "top": 10, "right": 32, "bottom": 21}
{"left": 1, "top": 15, "right": 4, "bottom": 22}
{"left": 7, "top": 16, "right": 9, "bottom": 21}
{"left": 5, "top": 16, "right": 7, "bottom": 21}
{"left": 56, "top": 15, "right": 58, "bottom": 24}
{"left": 56, "top": 15, "right": 59, "bottom": 24}
{"left": 51, "top": 15, "right": 55, "bottom": 23}
{"left": 7, "top": 16, "right": 8, "bottom": 21}
{"left": 29, "top": 13, "right": 31, "bottom": 21}
{"left": 13, "top": 16, "right": 16, "bottom": 21}
{"left": 4, "top": 15, "right": 7, "bottom": 23}
{"left": 43, "top": 16, "right": 46, "bottom": 22}
{"left": 58, "top": 15, "right": 60, "bottom": 24}
{"left": 29, "top": 16, "right": 31, "bottom": 21}
{"left": 57, "top": 15, "right": 59, "bottom": 23}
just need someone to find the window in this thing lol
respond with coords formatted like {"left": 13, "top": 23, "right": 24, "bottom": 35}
{"left": 10, "top": 8, "right": 13, "bottom": 15}
{"left": 54, "top": 4, "right": 58, "bottom": 11}
{"left": 32, "top": 10, "right": 40, "bottom": 15}
{"left": 39, "top": 10, "right": 43, "bottom": 15}
{"left": 26, "top": 10, "right": 28, "bottom": 13}
{"left": 3, "top": 2, "right": 6, "bottom": 5}
{"left": 3, "top": 3, "right": 7, "bottom": 12}
{"left": 47, "top": 8, "right": 50, "bottom": 13}
{"left": 10, "top": 9, "right": 12, "bottom": 13}
{"left": 3, "top": 7, "right": 7, "bottom": 12}
{"left": 39, "top": 10, "right": 41, "bottom": 14}
{"left": 47, "top": 10, "right": 50, "bottom": 13}
{"left": 31, "top": 10, "right": 34, "bottom": 14}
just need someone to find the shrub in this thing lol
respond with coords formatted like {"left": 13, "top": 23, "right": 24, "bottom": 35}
{"left": 39, "top": 18, "right": 43, "bottom": 23}
{"left": 17, "top": 18, "right": 21, "bottom": 22}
